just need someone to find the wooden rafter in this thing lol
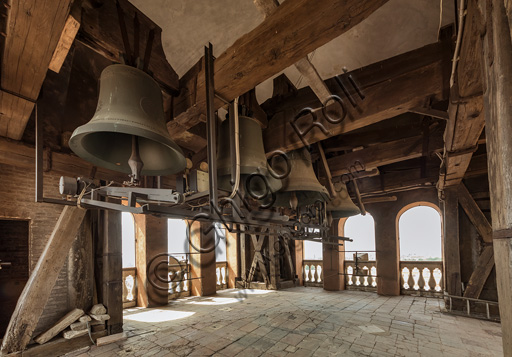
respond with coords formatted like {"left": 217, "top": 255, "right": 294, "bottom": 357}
{"left": 262, "top": 39, "right": 451, "bottom": 153}
{"left": 457, "top": 183, "right": 492, "bottom": 243}
{"left": 168, "top": 0, "right": 389, "bottom": 144}
{"left": 326, "top": 130, "right": 444, "bottom": 177}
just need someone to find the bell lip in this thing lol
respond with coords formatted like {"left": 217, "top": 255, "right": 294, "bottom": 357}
{"left": 69, "top": 122, "right": 187, "bottom": 176}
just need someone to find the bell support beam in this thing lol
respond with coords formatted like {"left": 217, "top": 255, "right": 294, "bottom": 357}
{"left": 253, "top": 0, "right": 332, "bottom": 104}
{"left": 262, "top": 38, "right": 451, "bottom": 154}
{"left": 481, "top": 0, "right": 512, "bottom": 354}
{"left": 168, "top": 0, "right": 389, "bottom": 143}
{"left": 0, "top": 0, "right": 73, "bottom": 140}
{"left": 438, "top": 0, "right": 485, "bottom": 190}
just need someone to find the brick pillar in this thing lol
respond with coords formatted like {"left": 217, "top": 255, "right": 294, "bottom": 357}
{"left": 189, "top": 221, "right": 216, "bottom": 296}
{"left": 323, "top": 219, "right": 345, "bottom": 291}
{"left": 134, "top": 214, "right": 168, "bottom": 307}
{"left": 373, "top": 205, "right": 400, "bottom": 296}
{"left": 226, "top": 226, "right": 239, "bottom": 288}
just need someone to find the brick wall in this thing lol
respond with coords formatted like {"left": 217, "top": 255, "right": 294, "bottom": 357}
{"left": 0, "top": 163, "right": 79, "bottom": 336}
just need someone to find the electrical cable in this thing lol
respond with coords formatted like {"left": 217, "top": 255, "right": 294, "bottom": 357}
{"left": 228, "top": 97, "right": 241, "bottom": 199}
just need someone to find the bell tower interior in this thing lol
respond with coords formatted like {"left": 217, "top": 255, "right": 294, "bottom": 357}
{"left": 0, "top": 0, "right": 511, "bottom": 356}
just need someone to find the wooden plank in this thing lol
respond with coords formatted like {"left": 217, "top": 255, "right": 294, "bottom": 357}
{"left": 463, "top": 245, "right": 494, "bottom": 299}
{"left": 34, "top": 308, "right": 84, "bottom": 344}
{"left": 19, "top": 330, "right": 107, "bottom": 357}
{"left": 170, "top": 0, "right": 389, "bottom": 139}
{"left": 1, "top": 0, "right": 72, "bottom": 140}
{"left": 0, "top": 206, "right": 87, "bottom": 354}
{"left": 0, "top": 91, "right": 35, "bottom": 140}
{"left": 48, "top": 6, "right": 81, "bottom": 73}
{"left": 457, "top": 183, "right": 493, "bottom": 243}
{"left": 327, "top": 131, "right": 444, "bottom": 177}
{"left": 481, "top": 1, "right": 512, "bottom": 354}
{"left": 263, "top": 40, "right": 450, "bottom": 153}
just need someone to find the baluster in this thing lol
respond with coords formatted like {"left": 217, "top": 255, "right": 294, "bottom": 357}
{"left": 125, "top": 274, "right": 134, "bottom": 301}
{"left": 184, "top": 272, "right": 189, "bottom": 291}
{"left": 433, "top": 268, "right": 442, "bottom": 292}
{"left": 371, "top": 266, "right": 377, "bottom": 287}
{"left": 216, "top": 267, "right": 221, "bottom": 286}
{"left": 347, "top": 265, "right": 353, "bottom": 285}
{"left": 317, "top": 265, "right": 322, "bottom": 283}
{"left": 221, "top": 266, "right": 226, "bottom": 285}
{"left": 422, "top": 267, "right": 431, "bottom": 291}
{"left": 402, "top": 267, "right": 410, "bottom": 289}
{"left": 311, "top": 265, "right": 316, "bottom": 283}
{"left": 412, "top": 267, "right": 420, "bottom": 290}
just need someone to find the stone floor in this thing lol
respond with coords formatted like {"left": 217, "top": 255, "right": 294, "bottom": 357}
{"left": 70, "top": 287, "right": 503, "bottom": 356}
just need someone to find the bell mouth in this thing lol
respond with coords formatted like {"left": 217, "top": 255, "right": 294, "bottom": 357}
{"left": 273, "top": 191, "right": 330, "bottom": 208}
{"left": 69, "top": 123, "right": 186, "bottom": 176}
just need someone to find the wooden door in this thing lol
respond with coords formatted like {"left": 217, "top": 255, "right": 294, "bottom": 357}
{"left": 0, "top": 220, "right": 29, "bottom": 336}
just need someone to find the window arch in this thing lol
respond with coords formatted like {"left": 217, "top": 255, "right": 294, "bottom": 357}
{"left": 121, "top": 212, "right": 136, "bottom": 268}
{"left": 398, "top": 205, "right": 442, "bottom": 261}
{"left": 343, "top": 213, "right": 376, "bottom": 261}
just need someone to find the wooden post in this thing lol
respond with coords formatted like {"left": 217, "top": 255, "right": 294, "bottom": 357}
{"left": 443, "top": 187, "right": 462, "bottom": 296}
{"left": 100, "top": 209, "right": 123, "bottom": 335}
{"left": 268, "top": 232, "right": 280, "bottom": 289}
{"left": 188, "top": 221, "right": 216, "bottom": 296}
{"left": 373, "top": 205, "right": 400, "bottom": 295}
{"left": 226, "top": 226, "right": 239, "bottom": 288}
{"left": 295, "top": 240, "right": 304, "bottom": 285}
{"left": 0, "top": 206, "right": 86, "bottom": 354}
{"left": 323, "top": 219, "right": 345, "bottom": 291}
{"left": 481, "top": 1, "right": 512, "bottom": 354}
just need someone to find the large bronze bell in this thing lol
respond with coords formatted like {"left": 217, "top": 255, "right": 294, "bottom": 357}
{"left": 327, "top": 182, "right": 360, "bottom": 219}
{"left": 69, "top": 64, "right": 186, "bottom": 177}
{"left": 273, "top": 147, "right": 329, "bottom": 208}
{"left": 217, "top": 114, "right": 282, "bottom": 196}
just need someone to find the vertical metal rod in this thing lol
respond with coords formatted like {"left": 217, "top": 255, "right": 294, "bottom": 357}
{"left": 228, "top": 102, "right": 236, "bottom": 188}
{"left": 486, "top": 303, "right": 490, "bottom": 319}
{"left": 466, "top": 299, "right": 470, "bottom": 316}
{"left": 205, "top": 43, "right": 218, "bottom": 214}
{"left": 35, "top": 104, "right": 43, "bottom": 203}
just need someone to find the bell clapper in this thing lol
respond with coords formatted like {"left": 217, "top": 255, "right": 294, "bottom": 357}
{"left": 126, "top": 135, "right": 144, "bottom": 186}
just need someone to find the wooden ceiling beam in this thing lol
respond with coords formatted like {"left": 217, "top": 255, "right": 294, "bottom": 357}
{"left": 262, "top": 39, "right": 451, "bottom": 153}
{"left": 326, "top": 130, "right": 444, "bottom": 177}
{"left": 169, "top": 0, "right": 389, "bottom": 141}
{"left": 0, "top": 0, "right": 73, "bottom": 140}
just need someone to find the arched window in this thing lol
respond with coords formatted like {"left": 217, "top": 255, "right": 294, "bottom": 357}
{"left": 344, "top": 214, "right": 376, "bottom": 261}
{"left": 121, "top": 212, "right": 136, "bottom": 268}
{"left": 168, "top": 219, "right": 189, "bottom": 261}
{"left": 398, "top": 206, "right": 442, "bottom": 261}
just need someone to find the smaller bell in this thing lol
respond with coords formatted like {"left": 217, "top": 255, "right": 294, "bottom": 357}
{"left": 217, "top": 114, "right": 281, "bottom": 197}
{"left": 327, "top": 182, "right": 360, "bottom": 219}
{"left": 273, "top": 147, "right": 329, "bottom": 208}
